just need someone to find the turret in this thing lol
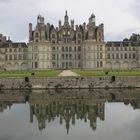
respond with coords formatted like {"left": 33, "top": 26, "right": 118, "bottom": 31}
{"left": 59, "top": 20, "right": 62, "bottom": 28}
{"left": 37, "top": 15, "right": 45, "bottom": 25}
{"left": 89, "top": 13, "right": 95, "bottom": 25}
{"left": 71, "top": 20, "right": 74, "bottom": 29}
{"left": 29, "top": 23, "right": 33, "bottom": 41}
{"left": 87, "top": 14, "right": 96, "bottom": 40}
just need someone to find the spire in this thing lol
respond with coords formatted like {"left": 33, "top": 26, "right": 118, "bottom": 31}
{"left": 64, "top": 10, "right": 69, "bottom": 25}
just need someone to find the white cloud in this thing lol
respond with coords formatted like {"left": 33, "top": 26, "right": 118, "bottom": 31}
{"left": 0, "top": 0, "right": 140, "bottom": 42}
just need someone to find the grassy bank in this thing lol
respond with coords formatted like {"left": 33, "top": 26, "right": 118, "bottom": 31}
{"left": 0, "top": 70, "right": 62, "bottom": 77}
{"left": 73, "top": 69, "right": 140, "bottom": 76}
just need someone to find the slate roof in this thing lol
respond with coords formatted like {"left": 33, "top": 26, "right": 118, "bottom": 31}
{"left": 105, "top": 41, "right": 140, "bottom": 47}
{"left": 0, "top": 41, "right": 27, "bottom": 48}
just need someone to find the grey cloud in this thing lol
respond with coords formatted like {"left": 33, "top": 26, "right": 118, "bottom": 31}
{"left": 0, "top": 0, "right": 11, "bottom": 3}
{"left": 0, "top": 0, "right": 140, "bottom": 42}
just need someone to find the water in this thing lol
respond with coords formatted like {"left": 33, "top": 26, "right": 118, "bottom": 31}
{"left": 0, "top": 89, "right": 140, "bottom": 140}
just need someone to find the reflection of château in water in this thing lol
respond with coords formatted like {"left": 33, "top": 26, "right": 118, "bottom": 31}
{"left": 0, "top": 89, "right": 140, "bottom": 132}
{"left": 29, "top": 91, "right": 105, "bottom": 132}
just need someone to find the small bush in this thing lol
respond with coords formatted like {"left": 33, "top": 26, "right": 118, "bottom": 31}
{"left": 105, "top": 71, "right": 109, "bottom": 75}
{"left": 55, "top": 84, "right": 63, "bottom": 89}
{"left": 31, "top": 72, "right": 35, "bottom": 76}
{"left": 111, "top": 76, "right": 116, "bottom": 82}
{"left": 25, "top": 77, "right": 29, "bottom": 82}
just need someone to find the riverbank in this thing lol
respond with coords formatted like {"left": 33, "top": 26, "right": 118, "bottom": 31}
{"left": 0, "top": 76, "right": 140, "bottom": 90}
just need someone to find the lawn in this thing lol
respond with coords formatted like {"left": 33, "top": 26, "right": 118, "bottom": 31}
{"left": 73, "top": 69, "right": 140, "bottom": 76}
{"left": 0, "top": 70, "right": 62, "bottom": 77}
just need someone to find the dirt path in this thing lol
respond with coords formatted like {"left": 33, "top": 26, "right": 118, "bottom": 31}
{"left": 58, "top": 70, "right": 80, "bottom": 77}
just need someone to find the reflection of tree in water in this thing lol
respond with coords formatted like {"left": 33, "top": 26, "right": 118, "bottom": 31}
{"left": 0, "top": 89, "right": 140, "bottom": 132}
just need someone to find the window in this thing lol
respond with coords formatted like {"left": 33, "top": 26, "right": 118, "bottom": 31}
{"left": 5, "top": 55, "right": 8, "bottom": 60}
{"left": 129, "top": 54, "right": 131, "bottom": 59}
{"left": 112, "top": 54, "right": 114, "bottom": 59}
{"left": 133, "top": 53, "right": 136, "bottom": 59}
{"left": 125, "top": 47, "right": 127, "bottom": 51}
{"left": 75, "top": 46, "right": 76, "bottom": 52}
{"left": 116, "top": 53, "right": 119, "bottom": 59}
{"left": 107, "top": 53, "right": 110, "bottom": 59}
{"left": 97, "top": 53, "right": 99, "bottom": 59}
{"left": 52, "top": 40, "right": 55, "bottom": 44}
{"left": 69, "top": 46, "right": 72, "bottom": 52}
{"left": 62, "top": 46, "right": 64, "bottom": 52}
{"left": 121, "top": 54, "right": 123, "bottom": 59}
{"left": 112, "top": 47, "right": 114, "bottom": 51}
{"left": 19, "top": 48, "right": 22, "bottom": 52}
{"left": 116, "top": 47, "right": 119, "bottom": 51}
{"left": 62, "top": 54, "right": 64, "bottom": 59}
{"left": 35, "top": 32, "right": 39, "bottom": 37}
{"left": 19, "top": 54, "right": 22, "bottom": 60}
{"left": 35, "top": 62, "right": 38, "bottom": 68}
{"left": 66, "top": 47, "right": 68, "bottom": 52}
{"left": 78, "top": 40, "right": 81, "bottom": 44}
{"left": 69, "top": 62, "right": 72, "bottom": 67}
{"left": 52, "top": 46, "right": 55, "bottom": 51}
{"left": 107, "top": 47, "right": 110, "bottom": 51}
{"left": 52, "top": 34, "right": 55, "bottom": 38}
{"left": 14, "top": 55, "right": 17, "bottom": 60}
{"left": 23, "top": 54, "right": 26, "bottom": 60}
{"left": 52, "top": 54, "right": 55, "bottom": 60}
{"left": 97, "top": 61, "right": 99, "bottom": 67}
{"left": 125, "top": 53, "right": 127, "bottom": 59}
{"left": 9, "top": 55, "right": 12, "bottom": 60}
{"left": 66, "top": 54, "right": 68, "bottom": 59}
{"left": 78, "top": 46, "right": 81, "bottom": 51}
{"left": 10, "top": 48, "right": 12, "bottom": 52}
{"left": 100, "top": 46, "right": 102, "bottom": 51}
{"left": 52, "top": 62, "right": 55, "bottom": 67}
{"left": 133, "top": 47, "right": 135, "bottom": 51}
{"left": 100, "top": 53, "right": 102, "bottom": 59}
{"left": 78, "top": 54, "right": 81, "bottom": 59}
{"left": 62, "top": 62, "right": 64, "bottom": 67}
{"left": 69, "top": 54, "right": 72, "bottom": 59}
{"left": 78, "top": 33, "right": 81, "bottom": 39}
{"left": 100, "top": 61, "right": 103, "bottom": 67}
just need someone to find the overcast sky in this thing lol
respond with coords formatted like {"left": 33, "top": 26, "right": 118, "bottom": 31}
{"left": 0, "top": 0, "right": 140, "bottom": 42}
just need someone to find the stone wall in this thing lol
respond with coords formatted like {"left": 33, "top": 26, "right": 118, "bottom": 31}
{"left": 0, "top": 76, "right": 140, "bottom": 90}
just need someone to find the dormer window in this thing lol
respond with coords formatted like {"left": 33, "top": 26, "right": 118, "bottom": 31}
{"left": 78, "top": 33, "right": 81, "bottom": 39}
{"left": 52, "top": 34, "right": 55, "bottom": 39}
{"left": 52, "top": 40, "right": 55, "bottom": 44}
